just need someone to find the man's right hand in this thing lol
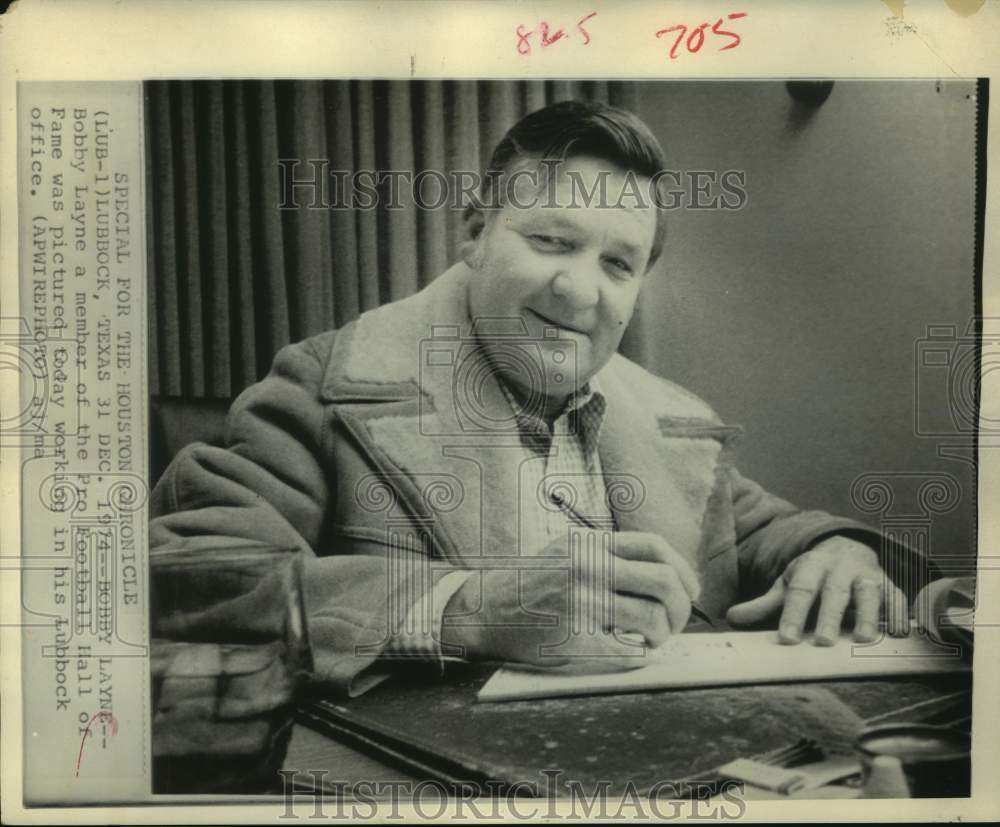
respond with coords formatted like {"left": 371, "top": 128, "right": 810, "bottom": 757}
{"left": 441, "top": 531, "right": 701, "bottom": 671}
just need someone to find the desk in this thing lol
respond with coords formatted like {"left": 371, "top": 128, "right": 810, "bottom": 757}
{"left": 283, "top": 665, "right": 971, "bottom": 797}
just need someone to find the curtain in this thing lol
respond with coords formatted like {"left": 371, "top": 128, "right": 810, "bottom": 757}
{"left": 146, "top": 80, "right": 646, "bottom": 398}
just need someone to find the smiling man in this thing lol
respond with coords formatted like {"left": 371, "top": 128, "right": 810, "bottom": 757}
{"left": 151, "top": 100, "right": 921, "bottom": 694}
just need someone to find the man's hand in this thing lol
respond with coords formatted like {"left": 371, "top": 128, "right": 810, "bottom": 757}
{"left": 442, "top": 531, "right": 700, "bottom": 669}
{"left": 726, "top": 536, "right": 910, "bottom": 644}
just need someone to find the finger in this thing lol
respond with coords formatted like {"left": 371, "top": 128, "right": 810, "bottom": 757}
{"left": 609, "top": 558, "right": 692, "bottom": 632}
{"left": 851, "top": 577, "right": 882, "bottom": 642}
{"left": 814, "top": 575, "right": 853, "bottom": 646}
{"left": 884, "top": 582, "right": 911, "bottom": 637}
{"left": 658, "top": 566, "right": 692, "bottom": 634}
{"left": 778, "top": 562, "right": 824, "bottom": 644}
{"left": 612, "top": 532, "right": 701, "bottom": 601}
{"left": 567, "top": 582, "right": 611, "bottom": 639}
{"left": 725, "top": 577, "right": 785, "bottom": 628}
{"left": 611, "top": 593, "right": 671, "bottom": 648}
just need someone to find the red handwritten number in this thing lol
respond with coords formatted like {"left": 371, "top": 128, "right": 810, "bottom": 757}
{"left": 687, "top": 22, "right": 708, "bottom": 53}
{"left": 518, "top": 12, "right": 596, "bottom": 54}
{"left": 658, "top": 12, "right": 747, "bottom": 59}
{"left": 577, "top": 11, "right": 598, "bottom": 45}
{"left": 655, "top": 24, "right": 687, "bottom": 60}
{"left": 712, "top": 12, "right": 747, "bottom": 51}
{"left": 516, "top": 24, "right": 532, "bottom": 55}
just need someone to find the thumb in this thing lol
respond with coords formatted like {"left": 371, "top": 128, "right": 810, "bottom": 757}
{"left": 726, "top": 577, "right": 786, "bottom": 628}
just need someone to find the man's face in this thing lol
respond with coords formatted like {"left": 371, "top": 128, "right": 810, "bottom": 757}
{"left": 464, "top": 155, "right": 657, "bottom": 410}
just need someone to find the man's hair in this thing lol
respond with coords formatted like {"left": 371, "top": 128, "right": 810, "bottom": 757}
{"left": 482, "top": 99, "right": 669, "bottom": 267}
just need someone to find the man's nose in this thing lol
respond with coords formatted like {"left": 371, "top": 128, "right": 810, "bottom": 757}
{"left": 550, "top": 260, "right": 600, "bottom": 310}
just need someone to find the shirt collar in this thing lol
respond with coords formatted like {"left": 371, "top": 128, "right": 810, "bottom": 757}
{"left": 498, "top": 375, "right": 607, "bottom": 455}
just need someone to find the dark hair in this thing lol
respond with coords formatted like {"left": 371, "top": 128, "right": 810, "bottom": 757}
{"left": 483, "top": 100, "right": 668, "bottom": 267}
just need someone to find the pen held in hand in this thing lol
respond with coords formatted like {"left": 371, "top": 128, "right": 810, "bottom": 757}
{"left": 549, "top": 491, "right": 715, "bottom": 628}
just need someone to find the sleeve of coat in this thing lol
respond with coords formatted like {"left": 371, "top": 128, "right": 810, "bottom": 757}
{"left": 150, "top": 337, "right": 461, "bottom": 697}
{"left": 729, "top": 468, "right": 936, "bottom": 602}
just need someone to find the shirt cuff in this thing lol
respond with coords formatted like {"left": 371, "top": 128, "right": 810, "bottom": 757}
{"left": 386, "top": 570, "right": 474, "bottom": 668}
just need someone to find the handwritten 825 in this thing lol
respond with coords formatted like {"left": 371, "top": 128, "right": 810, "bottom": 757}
{"left": 516, "top": 12, "right": 598, "bottom": 55}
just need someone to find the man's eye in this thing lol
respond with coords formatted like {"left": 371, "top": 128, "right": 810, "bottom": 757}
{"left": 529, "top": 234, "right": 568, "bottom": 250}
{"left": 605, "top": 257, "right": 634, "bottom": 276}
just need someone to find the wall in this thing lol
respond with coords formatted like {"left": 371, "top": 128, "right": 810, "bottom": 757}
{"left": 635, "top": 80, "right": 979, "bottom": 568}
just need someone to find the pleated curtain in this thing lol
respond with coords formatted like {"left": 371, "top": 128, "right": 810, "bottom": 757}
{"left": 146, "top": 80, "right": 646, "bottom": 398}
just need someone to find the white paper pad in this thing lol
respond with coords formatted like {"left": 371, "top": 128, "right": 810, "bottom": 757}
{"left": 477, "top": 631, "right": 970, "bottom": 702}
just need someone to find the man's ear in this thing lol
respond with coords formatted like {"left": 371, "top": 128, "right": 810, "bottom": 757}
{"left": 459, "top": 200, "right": 488, "bottom": 268}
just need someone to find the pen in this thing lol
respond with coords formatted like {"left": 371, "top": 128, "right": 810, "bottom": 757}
{"left": 549, "top": 491, "right": 715, "bottom": 628}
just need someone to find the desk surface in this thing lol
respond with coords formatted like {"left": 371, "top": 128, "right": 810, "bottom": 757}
{"left": 284, "top": 665, "right": 971, "bottom": 796}
{"left": 287, "top": 725, "right": 421, "bottom": 785}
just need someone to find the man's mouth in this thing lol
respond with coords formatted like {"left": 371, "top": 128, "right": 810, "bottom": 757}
{"left": 525, "top": 307, "right": 587, "bottom": 335}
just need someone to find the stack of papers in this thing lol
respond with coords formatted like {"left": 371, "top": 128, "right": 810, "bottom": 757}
{"left": 478, "top": 630, "right": 970, "bottom": 702}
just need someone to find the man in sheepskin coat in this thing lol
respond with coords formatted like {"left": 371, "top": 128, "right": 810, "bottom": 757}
{"left": 150, "top": 101, "right": 919, "bottom": 697}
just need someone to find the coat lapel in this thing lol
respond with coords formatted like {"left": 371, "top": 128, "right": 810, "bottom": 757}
{"left": 595, "top": 357, "right": 742, "bottom": 573}
{"left": 321, "top": 264, "right": 540, "bottom": 564}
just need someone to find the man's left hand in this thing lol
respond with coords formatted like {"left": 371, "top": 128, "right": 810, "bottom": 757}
{"left": 725, "top": 536, "right": 910, "bottom": 645}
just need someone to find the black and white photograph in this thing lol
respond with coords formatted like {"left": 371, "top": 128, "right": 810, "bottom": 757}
{"left": 145, "top": 78, "right": 982, "bottom": 803}
{"left": 3, "top": 2, "right": 999, "bottom": 823}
